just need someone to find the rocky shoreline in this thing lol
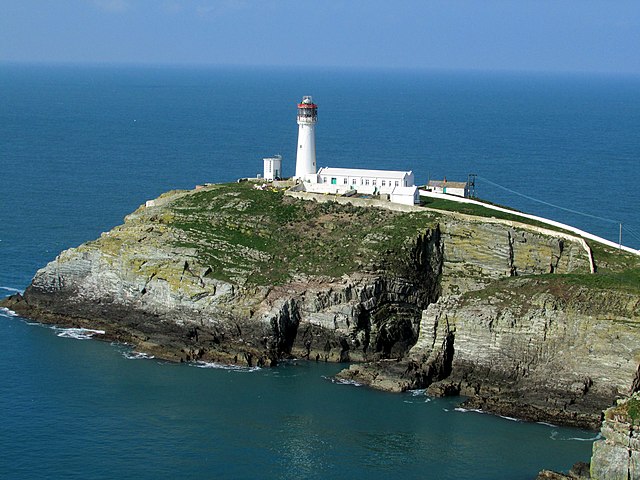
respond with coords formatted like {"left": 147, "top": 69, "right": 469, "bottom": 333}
{"left": 2, "top": 181, "right": 639, "bottom": 434}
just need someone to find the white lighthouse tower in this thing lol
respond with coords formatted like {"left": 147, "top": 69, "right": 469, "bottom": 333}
{"left": 294, "top": 96, "right": 318, "bottom": 180}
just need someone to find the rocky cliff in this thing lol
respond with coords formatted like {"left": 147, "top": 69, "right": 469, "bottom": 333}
{"left": 590, "top": 393, "right": 640, "bottom": 479}
{"left": 2, "top": 181, "right": 638, "bottom": 428}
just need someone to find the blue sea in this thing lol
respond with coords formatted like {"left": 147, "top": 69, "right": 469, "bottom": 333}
{"left": 1, "top": 64, "right": 639, "bottom": 479}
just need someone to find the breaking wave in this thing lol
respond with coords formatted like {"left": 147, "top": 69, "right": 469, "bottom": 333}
{"left": 564, "top": 433, "right": 602, "bottom": 442}
{"left": 408, "top": 388, "right": 427, "bottom": 396}
{"left": 323, "top": 376, "right": 363, "bottom": 387}
{"left": 54, "top": 327, "right": 105, "bottom": 340}
{"left": 454, "top": 407, "right": 484, "bottom": 414}
{"left": 453, "top": 407, "right": 521, "bottom": 422}
{"left": 498, "top": 415, "right": 521, "bottom": 423}
{"left": 403, "top": 389, "right": 432, "bottom": 403}
{"left": 537, "top": 421, "right": 558, "bottom": 428}
{"left": 0, "top": 307, "right": 19, "bottom": 317}
{"left": 122, "top": 351, "right": 155, "bottom": 360}
{"left": 0, "top": 286, "right": 24, "bottom": 294}
{"left": 192, "top": 361, "right": 261, "bottom": 372}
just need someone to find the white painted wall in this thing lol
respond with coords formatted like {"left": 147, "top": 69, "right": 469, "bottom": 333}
{"left": 419, "top": 189, "right": 640, "bottom": 256}
{"left": 295, "top": 123, "right": 316, "bottom": 179}
{"left": 389, "top": 186, "right": 419, "bottom": 205}
{"left": 429, "top": 185, "right": 468, "bottom": 197}
{"left": 310, "top": 169, "right": 414, "bottom": 195}
{"left": 263, "top": 156, "right": 282, "bottom": 181}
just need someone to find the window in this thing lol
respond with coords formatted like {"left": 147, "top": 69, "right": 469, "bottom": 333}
{"left": 381, "top": 180, "right": 386, "bottom": 187}
{"left": 323, "top": 177, "right": 327, "bottom": 183}
{"left": 352, "top": 178, "right": 357, "bottom": 185}
{"left": 372, "top": 180, "right": 377, "bottom": 186}
{"left": 343, "top": 178, "right": 348, "bottom": 184}
{"left": 331, "top": 178, "right": 337, "bottom": 185}
{"left": 395, "top": 181, "right": 399, "bottom": 187}
{"left": 299, "top": 145, "right": 302, "bottom": 149}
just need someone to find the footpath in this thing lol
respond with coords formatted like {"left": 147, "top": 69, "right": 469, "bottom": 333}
{"left": 418, "top": 190, "right": 640, "bottom": 257}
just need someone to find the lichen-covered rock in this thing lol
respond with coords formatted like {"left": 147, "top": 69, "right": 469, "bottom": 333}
{"left": 439, "top": 219, "right": 589, "bottom": 294}
{"left": 591, "top": 394, "right": 640, "bottom": 479}
{"left": 399, "top": 280, "right": 640, "bottom": 428}
{"left": 537, "top": 461, "right": 590, "bottom": 479}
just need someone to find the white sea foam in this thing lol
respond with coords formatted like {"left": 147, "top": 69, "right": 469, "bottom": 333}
{"left": 122, "top": 351, "right": 155, "bottom": 360}
{"left": 323, "top": 376, "right": 363, "bottom": 387}
{"left": 0, "top": 286, "right": 24, "bottom": 294}
{"left": 55, "top": 327, "right": 105, "bottom": 340}
{"left": 404, "top": 389, "right": 432, "bottom": 403}
{"left": 454, "top": 407, "right": 484, "bottom": 414}
{"left": 453, "top": 407, "right": 521, "bottom": 422}
{"left": 549, "top": 430, "right": 601, "bottom": 442}
{"left": 537, "top": 421, "right": 558, "bottom": 428}
{"left": 498, "top": 415, "right": 521, "bottom": 423}
{"left": 335, "top": 379, "right": 363, "bottom": 386}
{"left": 403, "top": 397, "right": 432, "bottom": 404}
{"left": 192, "top": 361, "right": 261, "bottom": 372}
{"left": 0, "top": 307, "right": 19, "bottom": 317}
{"left": 408, "top": 388, "right": 427, "bottom": 396}
{"left": 564, "top": 433, "right": 602, "bottom": 442}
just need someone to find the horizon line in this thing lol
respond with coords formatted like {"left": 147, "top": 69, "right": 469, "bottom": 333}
{"left": 1, "top": 59, "right": 639, "bottom": 79}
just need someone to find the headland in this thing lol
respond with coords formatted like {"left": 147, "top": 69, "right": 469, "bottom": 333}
{"left": 3, "top": 180, "right": 639, "bottom": 435}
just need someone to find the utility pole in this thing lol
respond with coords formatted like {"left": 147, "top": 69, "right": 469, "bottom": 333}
{"left": 619, "top": 223, "right": 623, "bottom": 251}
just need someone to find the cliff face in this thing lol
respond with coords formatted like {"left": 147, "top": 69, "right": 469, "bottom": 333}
{"left": 3, "top": 182, "right": 638, "bottom": 427}
{"left": 411, "top": 281, "right": 639, "bottom": 428}
{"left": 591, "top": 393, "right": 640, "bottom": 479}
{"left": 9, "top": 184, "right": 446, "bottom": 365}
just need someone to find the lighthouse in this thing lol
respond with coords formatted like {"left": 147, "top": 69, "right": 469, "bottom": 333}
{"left": 294, "top": 96, "right": 318, "bottom": 180}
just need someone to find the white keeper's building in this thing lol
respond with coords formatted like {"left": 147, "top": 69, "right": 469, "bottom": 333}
{"left": 302, "top": 167, "right": 418, "bottom": 206}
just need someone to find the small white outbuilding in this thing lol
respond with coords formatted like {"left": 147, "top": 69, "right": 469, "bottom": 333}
{"left": 390, "top": 185, "right": 420, "bottom": 206}
{"left": 263, "top": 155, "right": 282, "bottom": 181}
{"left": 426, "top": 180, "right": 469, "bottom": 198}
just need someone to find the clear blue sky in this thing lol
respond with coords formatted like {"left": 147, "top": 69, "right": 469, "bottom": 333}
{"left": 2, "top": 0, "right": 639, "bottom": 74}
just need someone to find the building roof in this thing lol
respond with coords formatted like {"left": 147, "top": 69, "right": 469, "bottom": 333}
{"left": 428, "top": 180, "right": 468, "bottom": 189}
{"left": 317, "top": 167, "right": 412, "bottom": 179}
{"left": 391, "top": 185, "right": 418, "bottom": 195}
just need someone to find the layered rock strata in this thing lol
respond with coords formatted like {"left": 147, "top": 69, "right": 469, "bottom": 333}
{"left": 590, "top": 393, "right": 640, "bottom": 479}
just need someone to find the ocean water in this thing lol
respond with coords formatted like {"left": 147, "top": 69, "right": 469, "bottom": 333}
{"left": 1, "top": 64, "right": 638, "bottom": 479}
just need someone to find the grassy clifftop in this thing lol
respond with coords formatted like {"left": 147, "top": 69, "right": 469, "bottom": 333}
{"left": 164, "top": 182, "right": 439, "bottom": 285}
{"left": 81, "top": 181, "right": 637, "bottom": 295}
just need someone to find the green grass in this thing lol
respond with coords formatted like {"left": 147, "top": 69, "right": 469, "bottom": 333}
{"left": 606, "top": 395, "right": 640, "bottom": 425}
{"left": 559, "top": 268, "right": 640, "bottom": 293}
{"left": 588, "top": 241, "right": 640, "bottom": 274}
{"left": 159, "top": 182, "right": 639, "bottom": 290}
{"left": 420, "top": 197, "right": 624, "bottom": 245}
{"left": 420, "top": 196, "right": 570, "bottom": 233}
{"left": 460, "top": 264, "right": 640, "bottom": 314}
{"left": 626, "top": 397, "right": 640, "bottom": 424}
{"left": 165, "top": 183, "right": 439, "bottom": 285}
